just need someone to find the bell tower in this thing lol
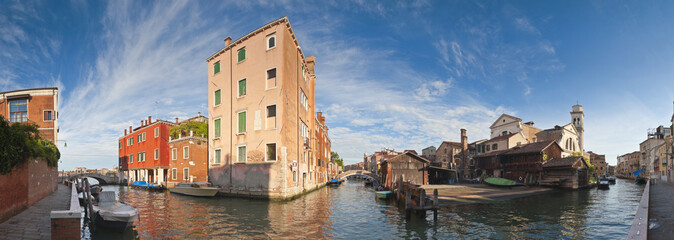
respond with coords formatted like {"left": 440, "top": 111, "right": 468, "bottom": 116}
{"left": 571, "top": 104, "right": 584, "bottom": 153}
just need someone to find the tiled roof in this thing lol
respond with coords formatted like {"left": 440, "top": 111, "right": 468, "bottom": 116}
{"left": 543, "top": 156, "right": 585, "bottom": 168}
{"left": 503, "top": 140, "right": 556, "bottom": 155}
{"left": 483, "top": 133, "right": 518, "bottom": 144}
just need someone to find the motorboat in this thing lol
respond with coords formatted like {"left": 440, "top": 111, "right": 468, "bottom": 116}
{"left": 635, "top": 176, "right": 647, "bottom": 184}
{"left": 131, "top": 181, "right": 165, "bottom": 191}
{"left": 607, "top": 176, "right": 616, "bottom": 184}
{"left": 169, "top": 183, "right": 219, "bottom": 197}
{"left": 598, "top": 178, "right": 610, "bottom": 189}
{"left": 93, "top": 191, "right": 139, "bottom": 233}
{"left": 327, "top": 178, "right": 342, "bottom": 186}
{"left": 375, "top": 191, "right": 392, "bottom": 199}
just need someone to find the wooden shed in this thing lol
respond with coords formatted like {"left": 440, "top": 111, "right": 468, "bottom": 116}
{"left": 541, "top": 156, "right": 590, "bottom": 189}
{"left": 380, "top": 151, "right": 430, "bottom": 189}
{"left": 500, "top": 140, "right": 563, "bottom": 184}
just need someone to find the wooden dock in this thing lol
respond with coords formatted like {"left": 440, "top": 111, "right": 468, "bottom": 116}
{"left": 392, "top": 176, "right": 439, "bottom": 220}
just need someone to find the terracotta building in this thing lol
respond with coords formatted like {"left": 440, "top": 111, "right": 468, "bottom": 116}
{"left": 168, "top": 133, "right": 209, "bottom": 186}
{"left": 207, "top": 17, "right": 329, "bottom": 199}
{"left": 314, "top": 112, "right": 332, "bottom": 182}
{"left": 0, "top": 87, "right": 59, "bottom": 142}
{"left": 588, "top": 151, "right": 607, "bottom": 177}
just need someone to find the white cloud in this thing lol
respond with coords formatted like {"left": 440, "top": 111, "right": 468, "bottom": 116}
{"left": 514, "top": 17, "right": 539, "bottom": 34}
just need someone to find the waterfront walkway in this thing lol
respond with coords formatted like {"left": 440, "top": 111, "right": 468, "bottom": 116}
{"left": 648, "top": 181, "right": 674, "bottom": 239}
{"left": 0, "top": 184, "right": 71, "bottom": 240}
{"left": 421, "top": 184, "right": 553, "bottom": 205}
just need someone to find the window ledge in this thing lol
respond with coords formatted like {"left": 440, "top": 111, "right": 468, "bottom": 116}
{"left": 266, "top": 47, "right": 276, "bottom": 51}
{"left": 237, "top": 59, "right": 246, "bottom": 64}
{"left": 236, "top": 133, "right": 246, "bottom": 136}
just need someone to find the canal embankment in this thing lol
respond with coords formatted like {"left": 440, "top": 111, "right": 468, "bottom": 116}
{"left": 646, "top": 180, "right": 674, "bottom": 239}
{"left": 0, "top": 184, "right": 70, "bottom": 239}
{"left": 420, "top": 184, "right": 554, "bottom": 205}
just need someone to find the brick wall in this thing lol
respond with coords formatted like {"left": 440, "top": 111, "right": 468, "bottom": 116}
{"left": 168, "top": 137, "right": 208, "bottom": 183}
{"left": 50, "top": 217, "right": 80, "bottom": 240}
{"left": 0, "top": 158, "right": 57, "bottom": 222}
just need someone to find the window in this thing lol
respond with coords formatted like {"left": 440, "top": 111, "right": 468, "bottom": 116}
{"left": 486, "top": 145, "right": 491, "bottom": 151}
{"left": 129, "top": 154, "right": 134, "bottom": 163}
{"left": 44, "top": 110, "right": 53, "bottom": 121}
{"left": 501, "top": 131, "right": 508, "bottom": 136}
{"left": 154, "top": 148, "right": 159, "bottom": 160}
{"left": 214, "top": 89, "right": 221, "bottom": 106}
{"left": 214, "top": 61, "right": 220, "bottom": 75}
{"left": 9, "top": 99, "right": 28, "bottom": 123}
{"left": 267, "top": 68, "right": 276, "bottom": 79}
{"left": 183, "top": 146, "right": 189, "bottom": 159}
{"left": 238, "top": 111, "right": 246, "bottom": 134}
{"left": 238, "top": 79, "right": 246, "bottom": 97}
{"left": 267, "top": 35, "right": 276, "bottom": 49}
{"left": 183, "top": 168, "right": 189, "bottom": 181}
{"left": 293, "top": 170, "right": 297, "bottom": 182}
{"left": 238, "top": 145, "right": 246, "bottom": 163}
{"left": 300, "top": 90, "right": 308, "bottom": 110}
{"left": 155, "top": 127, "right": 159, "bottom": 138}
{"left": 119, "top": 141, "right": 122, "bottom": 149}
{"left": 237, "top": 48, "right": 246, "bottom": 62}
{"left": 130, "top": 137, "right": 134, "bottom": 145}
{"left": 267, "top": 143, "right": 277, "bottom": 161}
{"left": 172, "top": 148, "right": 177, "bottom": 160}
{"left": 302, "top": 66, "right": 306, "bottom": 81}
{"left": 214, "top": 118, "right": 221, "bottom": 138}
{"left": 143, "top": 133, "right": 146, "bottom": 141}
{"left": 267, "top": 105, "right": 276, "bottom": 117}
{"left": 214, "top": 149, "right": 221, "bottom": 164}
{"left": 492, "top": 144, "right": 498, "bottom": 150}
{"left": 172, "top": 168, "right": 177, "bottom": 180}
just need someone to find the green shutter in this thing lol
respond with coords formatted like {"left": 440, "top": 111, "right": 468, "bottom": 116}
{"left": 214, "top": 62, "right": 220, "bottom": 74}
{"left": 214, "top": 119, "right": 221, "bottom": 138}
{"left": 238, "top": 48, "right": 246, "bottom": 62}
{"left": 238, "top": 112, "right": 246, "bottom": 133}
{"left": 214, "top": 90, "right": 221, "bottom": 105}
{"left": 239, "top": 79, "right": 246, "bottom": 96}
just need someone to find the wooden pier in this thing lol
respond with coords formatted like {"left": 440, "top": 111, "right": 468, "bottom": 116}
{"left": 393, "top": 176, "right": 439, "bottom": 220}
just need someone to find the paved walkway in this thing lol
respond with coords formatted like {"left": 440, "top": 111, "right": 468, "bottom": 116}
{"left": 421, "top": 184, "right": 553, "bottom": 205}
{"left": 648, "top": 181, "right": 674, "bottom": 239}
{"left": 0, "top": 184, "right": 72, "bottom": 240}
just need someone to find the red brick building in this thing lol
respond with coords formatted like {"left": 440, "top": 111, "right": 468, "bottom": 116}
{"left": 168, "top": 135, "right": 209, "bottom": 186}
{"left": 0, "top": 87, "right": 59, "bottom": 142}
{"left": 119, "top": 116, "right": 176, "bottom": 184}
{"left": 314, "top": 112, "right": 331, "bottom": 182}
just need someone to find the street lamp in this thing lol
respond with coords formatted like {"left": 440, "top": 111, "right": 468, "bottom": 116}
{"left": 56, "top": 140, "right": 67, "bottom": 147}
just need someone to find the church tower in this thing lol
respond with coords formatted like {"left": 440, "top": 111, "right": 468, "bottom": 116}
{"left": 571, "top": 104, "right": 585, "bottom": 153}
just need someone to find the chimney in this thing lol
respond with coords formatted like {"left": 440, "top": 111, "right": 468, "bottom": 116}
{"left": 224, "top": 37, "right": 232, "bottom": 46}
{"left": 124, "top": 129, "right": 127, "bottom": 135}
{"left": 306, "top": 56, "right": 316, "bottom": 75}
{"left": 148, "top": 116, "right": 152, "bottom": 124}
{"left": 141, "top": 120, "right": 144, "bottom": 127}
{"left": 198, "top": 112, "right": 201, "bottom": 117}
{"left": 175, "top": 117, "right": 179, "bottom": 123}
{"left": 461, "top": 129, "right": 468, "bottom": 150}
{"left": 129, "top": 126, "right": 132, "bottom": 133}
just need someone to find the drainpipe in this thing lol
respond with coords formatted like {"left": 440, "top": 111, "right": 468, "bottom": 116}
{"left": 230, "top": 46, "right": 233, "bottom": 187}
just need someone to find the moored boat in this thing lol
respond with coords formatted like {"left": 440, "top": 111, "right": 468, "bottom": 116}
{"left": 327, "top": 178, "right": 342, "bottom": 186}
{"left": 598, "top": 178, "right": 610, "bottom": 189}
{"left": 607, "top": 176, "right": 616, "bottom": 184}
{"left": 93, "top": 191, "right": 139, "bottom": 233}
{"left": 169, "top": 183, "right": 219, "bottom": 197}
{"left": 635, "top": 176, "right": 647, "bottom": 184}
{"left": 484, "top": 177, "right": 519, "bottom": 187}
{"left": 131, "top": 181, "right": 165, "bottom": 191}
{"left": 375, "top": 191, "right": 392, "bottom": 199}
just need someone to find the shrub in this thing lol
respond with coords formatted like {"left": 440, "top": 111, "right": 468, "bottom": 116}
{"left": 0, "top": 117, "right": 60, "bottom": 174}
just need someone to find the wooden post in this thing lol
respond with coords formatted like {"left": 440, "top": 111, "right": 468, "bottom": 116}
{"left": 433, "top": 189, "right": 439, "bottom": 222}
{"left": 406, "top": 188, "right": 411, "bottom": 210}
{"left": 84, "top": 178, "right": 94, "bottom": 220}
{"left": 419, "top": 188, "right": 426, "bottom": 209}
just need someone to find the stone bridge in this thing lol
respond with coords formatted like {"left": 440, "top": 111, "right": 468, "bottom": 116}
{"left": 61, "top": 173, "right": 120, "bottom": 185}
{"left": 338, "top": 170, "right": 379, "bottom": 182}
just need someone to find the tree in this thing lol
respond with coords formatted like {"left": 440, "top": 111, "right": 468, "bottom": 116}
{"left": 0, "top": 117, "right": 60, "bottom": 174}
{"left": 170, "top": 121, "right": 208, "bottom": 140}
{"left": 331, "top": 151, "right": 344, "bottom": 167}
{"left": 573, "top": 152, "right": 596, "bottom": 177}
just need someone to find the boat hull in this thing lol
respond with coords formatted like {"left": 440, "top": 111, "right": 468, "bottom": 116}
{"left": 484, "top": 177, "right": 518, "bottom": 187}
{"left": 95, "top": 212, "right": 134, "bottom": 233}
{"left": 375, "top": 191, "right": 392, "bottom": 199}
{"left": 169, "top": 187, "right": 219, "bottom": 197}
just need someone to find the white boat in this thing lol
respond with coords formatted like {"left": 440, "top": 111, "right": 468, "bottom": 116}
{"left": 598, "top": 178, "right": 610, "bottom": 190}
{"left": 169, "top": 183, "right": 219, "bottom": 197}
{"left": 93, "top": 191, "right": 139, "bottom": 232}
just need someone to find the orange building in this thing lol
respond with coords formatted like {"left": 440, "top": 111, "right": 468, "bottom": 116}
{"left": 0, "top": 87, "right": 59, "bottom": 142}
{"left": 119, "top": 116, "right": 175, "bottom": 184}
{"left": 207, "top": 17, "right": 330, "bottom": 198}
{"left": 314, "top": 112, "right": 332, "bottom": 181}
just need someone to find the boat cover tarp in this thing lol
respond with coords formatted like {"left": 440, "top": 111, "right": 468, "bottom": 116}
{"left": 94, "top": 203, "right": 139, "bottom": 222}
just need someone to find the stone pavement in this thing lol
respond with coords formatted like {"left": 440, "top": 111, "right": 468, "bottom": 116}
{"left": 0, "top": 184, "right": 72, "bottom": 240}
{"left": 648, "top": 181, "right": 674, "bottom": 240}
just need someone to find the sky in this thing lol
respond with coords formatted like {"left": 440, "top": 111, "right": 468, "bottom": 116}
{"left": 2, "top": 0, "right": 674, "bottom": 170}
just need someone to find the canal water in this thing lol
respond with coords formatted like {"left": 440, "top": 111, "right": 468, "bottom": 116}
{"left": 84, "top": 178, "right": 644, "bottom": 239}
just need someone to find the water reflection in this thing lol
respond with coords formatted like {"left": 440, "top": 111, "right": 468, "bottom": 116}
{"left": 83, "top": 178, "right": 643, "bottom": 239}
